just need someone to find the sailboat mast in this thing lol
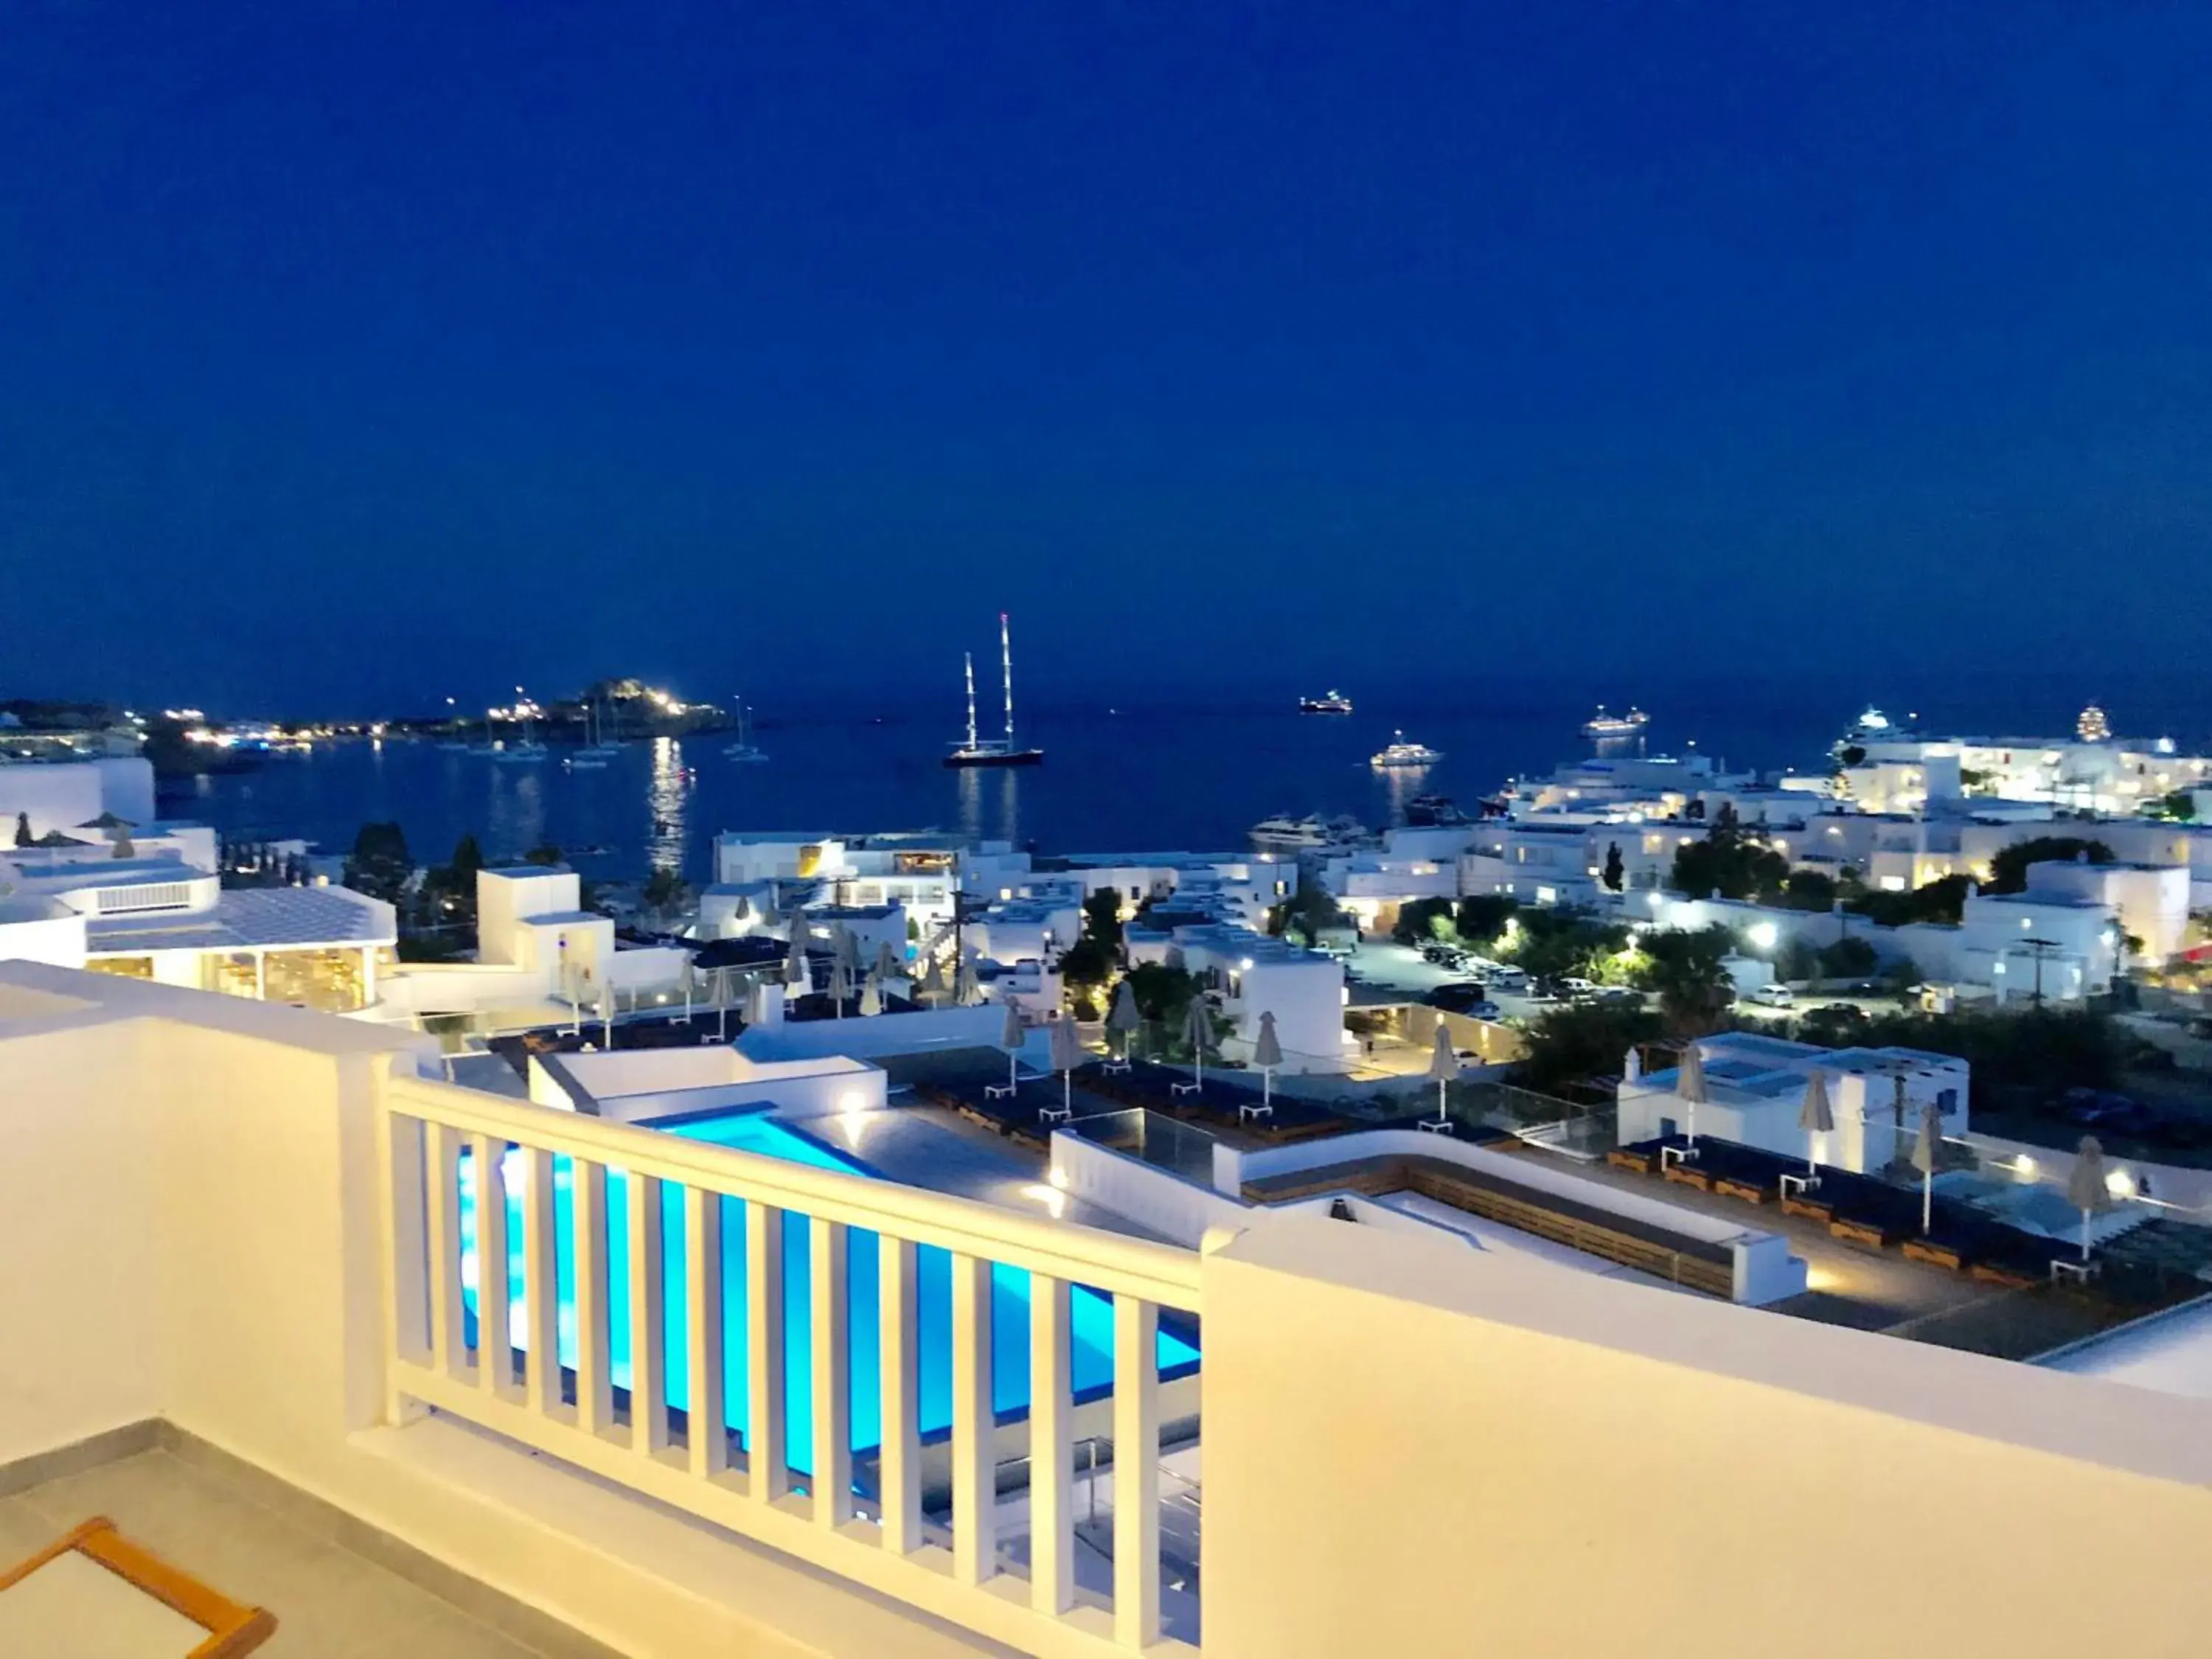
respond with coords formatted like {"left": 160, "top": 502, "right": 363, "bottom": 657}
{"left": 963, "top": 653, "right": 978, "bottom": 750}
{"left": 1000, "top": 611, "right": 1015, "bottom": 742}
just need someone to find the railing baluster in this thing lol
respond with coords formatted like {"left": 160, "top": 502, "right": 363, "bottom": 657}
{"left": 627, "top": 1169, "right": 667, "bottom": 1456}
{"left": 684, "top": 1184, "right": 726, "bottom": 1478}
{"left": 950, "top": 1251, "right": 994, "bottom": 1585}
{"left": 424, "top": 1121, "right": 465, "bottom": 1377}
{"left": 877, "top": 1234, "right": 920, "bottom": 1557}
{"left": 1029, "top": 1273, "right": 1074, "bottom": 1616}
{"left": 810, "top": 1216, "right": 851, "bottom": 1528}
{"left": 384, "top": 1110, "right": 430, "bottom": 1377}
{"left": 746, "top": 1201, "right": 786, "bottom": 1503}
{"left": 1112, "top": 1296, "right": 1161, "bottom": 1649}
{"left": 573, "top": 1158, "right": 613, "bottom": 1436}
{"left": 521, "top": 1146, "right": 560, "bottom": 1416}
{"left": 469, "top": 1132, "right": 512, "bottom": 1399}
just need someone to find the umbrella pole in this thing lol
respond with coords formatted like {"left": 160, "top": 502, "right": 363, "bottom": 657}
{"left": 1263, "top": 1068, "right": 1273, "bottom": 1110}
{"left": 1009, "top": 1050, "right": 1018, "bottom": 1093}
{"left": 2081, "top": 1209, "right": 2092, "bottom": 1262}
{"left": 1063, "top": 1069, "right": 1071, "bottom": 1117}
{"left": 1922, "top": 1170, "right": 1933, "bottom": 1234}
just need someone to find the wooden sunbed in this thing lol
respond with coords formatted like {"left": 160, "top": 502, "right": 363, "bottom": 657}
{"left": 0, "top": 1514, "right": 276, "bottom": 1655}
{"left": 1902, "top": 1239, "right": 1968, "bottom": 1270}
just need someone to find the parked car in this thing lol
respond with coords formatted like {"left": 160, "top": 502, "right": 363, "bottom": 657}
{"left": 1749, "top": 984, "right": 1797, "bottom": 1008}
{"left": 1486, "top": 966, "right": 1529, "bottom": 992}
{"left": 1595, "top": 986, "right": 1642, "bottom": 1006}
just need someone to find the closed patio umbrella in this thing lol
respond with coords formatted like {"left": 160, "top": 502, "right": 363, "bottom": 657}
{"left": 1426, "top": 1023, "right": 1458, "bottom": 1124}
{"left": 1253, "top": 1009, "right": 1284, "bottom": 1113}
{"left": 953, "top": 949, "right": 978, "bottom": 1006}
{"left": 919, "top": 950, "right": 947, "bottom": 1004}
{"left": 1180, "top": 996, "right": 1214, "bottom": 1091}
{"left": 2067, "top": 1136, "right": 2114, "bottom": 1262}
{"left": 1107, "top": 978, "right": 1141, "bottom": 1061}
{"left": 1675, "top": 1040, "right": 1708, "bottom": 1150}
{"left": 1798, "top": 1070, "right": 1834, "bottom": 1177}
{"left": 829, "top": 954, "right": 852, "bottom": 1019}
{"left": 835, "top": 925, "right": 861, "bottom": 975}
{"left": 859, "top": 969, "right": 883, "bottom": 1018}
{"left": 875, "top": 940, "right": 902, "bottom": 982}
{"left": 784, "top": 913, "right": 810, "bottom": 991}
{"left": 1050, "top": 1010, "right": 1085, "bottom": 1118}
{"left": 1910, "top": 1102, "right": 1943, "bottom": 1234}
{"left": 998, "top": 997, "right": 1025, "bottom": 1093}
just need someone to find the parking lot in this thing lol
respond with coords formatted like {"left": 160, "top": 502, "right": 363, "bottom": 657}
{"left": 1342, "top": 939, "right": 1605, "bottom": 1026}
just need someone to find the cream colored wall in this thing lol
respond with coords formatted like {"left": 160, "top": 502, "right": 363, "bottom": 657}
{"left": 1201, "top": 1214, "right": 2212, "bottom": 1659}
{"left": 0, "top": 1016, "right": 164, "bottom": 1462}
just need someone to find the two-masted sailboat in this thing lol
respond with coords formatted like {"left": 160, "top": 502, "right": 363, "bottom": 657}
{"left": 945, "top": 613, "right": 1044, "bottom": 768}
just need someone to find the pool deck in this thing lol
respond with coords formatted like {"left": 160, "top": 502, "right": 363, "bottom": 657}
{"left": 839, "top": 1102, "right": 1177, "bottom": 1245}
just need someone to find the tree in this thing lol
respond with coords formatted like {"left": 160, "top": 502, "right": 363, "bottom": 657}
{"left": 1080, "top": 889, "right": 1125, "bottom": 956}
{"left": 1392, "top": 897, "right": 1455, "bottom": 945}
{"left": 1510, "top": 908, "right": 1630, "bottom": 983}
{"left": 1601, "top": 842, "right": 1625, "bottom": 892}
{"left": 1987, "top": 837, "right": 2112, "bottom": 895}
{"left": 1512, "top": 1002, "right": 1663, "bottom": 1099}
{"left": 1816, "top": 936, "right": 1878, "bottom": 980}
{"left": 643, "top": 866, "right": 689, "bottom": 915}
{"left": 12, "top": 811, "right": 29, "bottom": 848}
{"left": 1636, "top": 925, "right": 1736, "bottom": 1035}
{"left": 2152, "top": 789, "right": 2197, "bottom": 822}
{"left": 1267, "top": 877, "right": 1347, "bottom": 946}
{"left": 343, "top": 822, "right": 413, "bottom": 906}
{"left": 1058, "top": 936, "right": 1116, "bottom": 995}
{"left": 1454, "top": 894, "right": 1519, "bottom": 948}
{"left": 1846, "top": 873, "right": 1970, "bottom": 928}
{"left": 1668, "top": 803, "right": 1790, "bottom": 902}
{"left": 1778, "top": 869, "right": 1837, "bottom": 912}
{"left": 524, "top": 841, "right": 564, "bottom": 867}
{"left": 450, "top": 832, "right": 484, "bottom": 886}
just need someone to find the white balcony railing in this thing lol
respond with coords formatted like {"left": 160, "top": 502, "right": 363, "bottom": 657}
{"left": 377, "top": 1072, "right": 1203, "bottom": 1656}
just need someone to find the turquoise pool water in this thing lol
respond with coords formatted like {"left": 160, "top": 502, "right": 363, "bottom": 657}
{"left": 455, "top": 1111, "right": 1200, "bottom": 1481}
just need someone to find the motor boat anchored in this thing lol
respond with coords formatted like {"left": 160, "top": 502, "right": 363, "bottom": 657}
{"left": 1582, "top": 705, "right": 1649, "bottom": 740}
{"left": 1370, "top": 731, "right": 1441, "bottom": 769}
{"left": 1298, "top": 689, "right": 1354, "bottom": 714}
{"left": 1250, "top": 812, "right": 1372, "bottom": 852}
{"left": 945, "top": 613, "right": 1044, "bottom": 768}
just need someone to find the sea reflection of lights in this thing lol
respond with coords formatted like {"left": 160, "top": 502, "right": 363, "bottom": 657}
{"left": 487, "top": 768, "right": 546, "bottom": 858}
{"left": 956, "top": 767, "right": 983, "bottom": 842}
{"left": 953, "top": 766, "right": 1020, "bottom": 845}
{"left": 647, "top": 737, "right": 687, "bottom": 871}
{"left": 1377, "top": 764, "right": 1430, "bottom": 824}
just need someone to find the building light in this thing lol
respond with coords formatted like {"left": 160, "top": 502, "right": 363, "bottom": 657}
{"left": 1748, "top": 922, "right": 1778, "bottom": 951}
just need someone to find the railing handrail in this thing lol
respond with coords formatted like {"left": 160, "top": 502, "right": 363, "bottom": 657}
{"left": 383, "top": 1072, "right": 1204, "bottom": 1311}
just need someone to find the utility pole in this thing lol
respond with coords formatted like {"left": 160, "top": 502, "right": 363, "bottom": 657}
{"left": 2021, "top": 936, "right": 2063, "bottom": 1008}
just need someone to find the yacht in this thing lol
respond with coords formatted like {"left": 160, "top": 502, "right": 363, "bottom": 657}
{"left": 1298, "top": 689, "right": 1354, "bottom": 714}
{"left": 494, "top": 740, "right": 549, "bottom": 764}
{"left": 574, "top": 698, "right": 621, "bottom": 762}
{"left": 944, "top": 613, "right": 1044, "bottom": 768}
{"left": 1404, "top": 793, "right": 1467, "bottom": 827}
{"left": 724, "top": 701, "right": 768, "bottom": 763}
{"left": 1582, "top": 705, "right": 1650, "bottom": 740}
{"left": 1251, "top": 812, "right": 1371, "bottom": 852}
{"left": 1370, "top": 731, "right": 1441, "bottom": 769}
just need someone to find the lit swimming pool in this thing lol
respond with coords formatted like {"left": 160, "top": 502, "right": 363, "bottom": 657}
{"left": 455, "top": 1110, "right": 1200, "bottom": 1481}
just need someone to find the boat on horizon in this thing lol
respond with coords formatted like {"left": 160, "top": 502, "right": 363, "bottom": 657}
{"left": 1371, "top": 731, "right": 1441, "bottom": 769}
{"left": 945, "top": 613, "right": 1043, "bottom": 768}
{"left": 1582, "top": 705, "right": 1650, "bottom": 740}
{"left": 1298, "top": 689, "right": 1354, "bottom": 714}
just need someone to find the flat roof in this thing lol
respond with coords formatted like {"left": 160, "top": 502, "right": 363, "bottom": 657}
{"left": 484, "top": 863, "right": 573, "bottom": 878}
{"left": 87, "top": 886, "right": 393, "bottom": 953}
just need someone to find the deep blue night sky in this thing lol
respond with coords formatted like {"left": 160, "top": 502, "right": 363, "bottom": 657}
{"left": 5, "top": 3, "right": 2211, "bottom": 717}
